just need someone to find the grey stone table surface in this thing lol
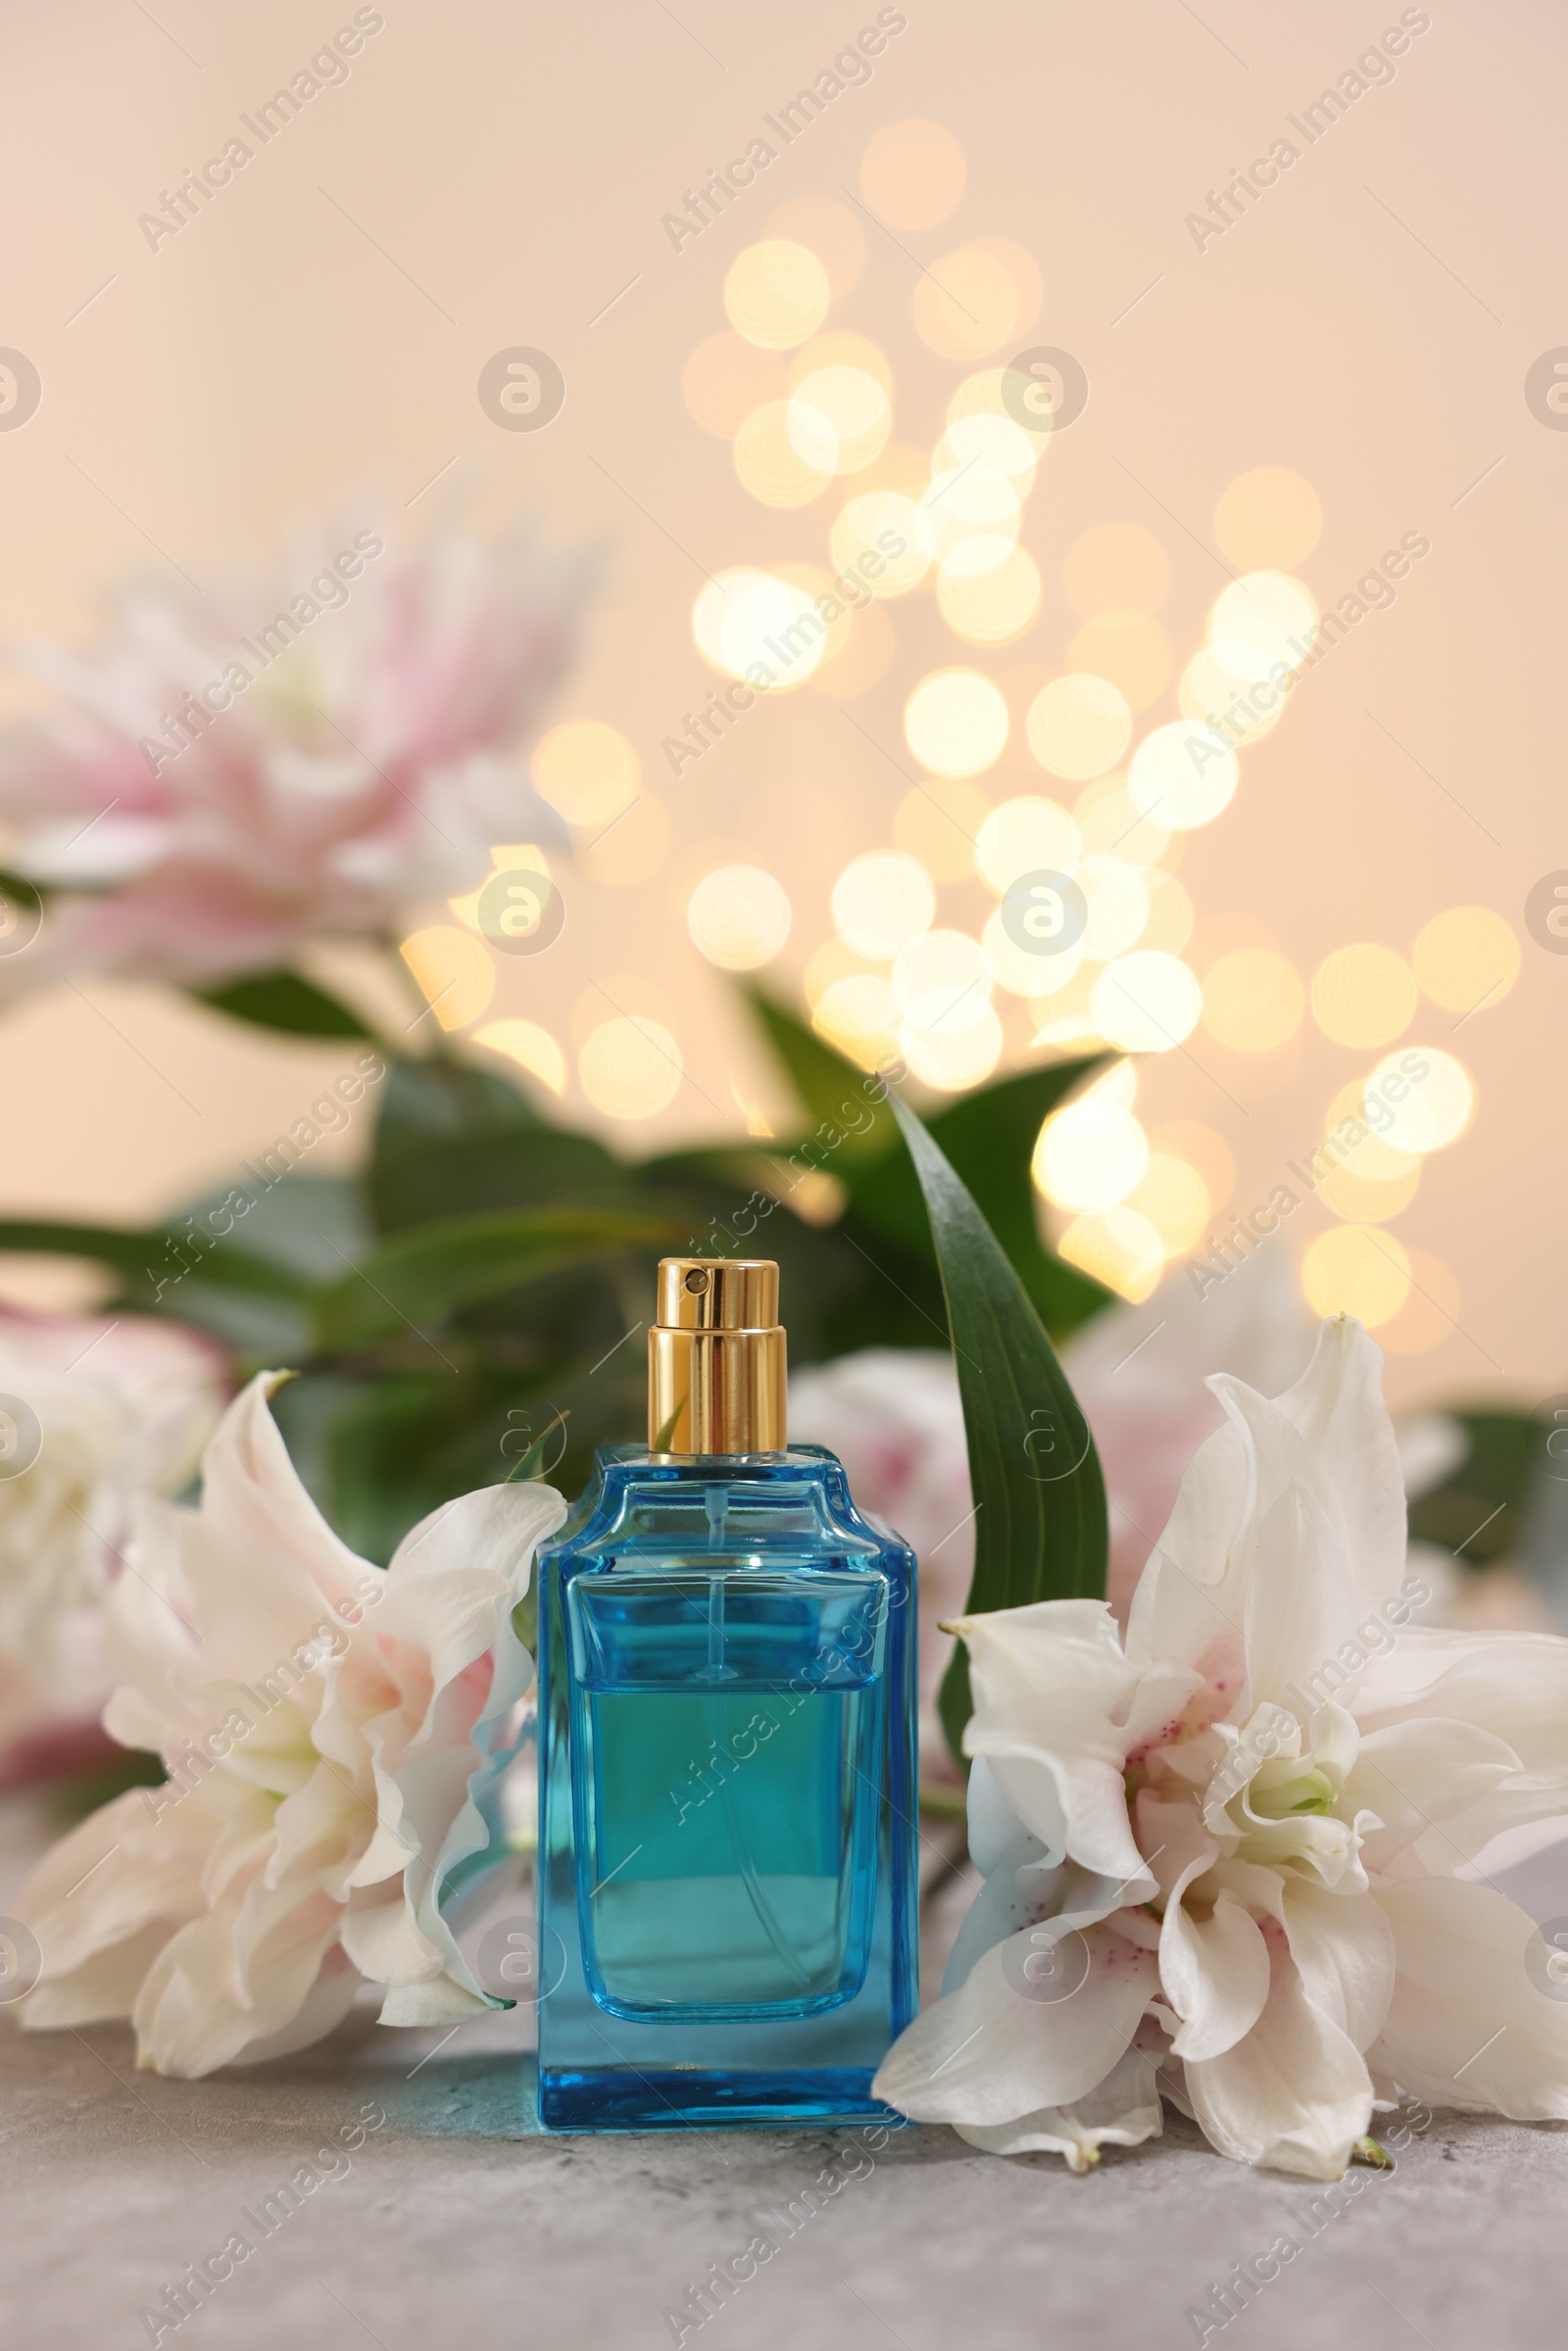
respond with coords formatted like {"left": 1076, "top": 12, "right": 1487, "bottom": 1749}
{"left": 5, "top": 1796, "right": 1566, "bottom": 2351}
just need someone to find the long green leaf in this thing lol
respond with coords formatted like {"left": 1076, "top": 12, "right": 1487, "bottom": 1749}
{"left": 371, "top": 1127, "right": 635, "bottom": 1235}
{"left": 745, "top": 987, "right": 1111, "bottom": 1341}
{"left": 311, "top": 1206, "right": 684, "bottom": 1350}
{"left": 0, "top": 1218, "right": 312, "bottom": 1303}
{"left": 855, "top": 1061, "right": 1111, "bottom": 1339}
{"left": 888, "top": 1097, "right": 1107, "bottom": 1764}
{"left": 192, "top": 969, "right": 373, "bottom": 1038}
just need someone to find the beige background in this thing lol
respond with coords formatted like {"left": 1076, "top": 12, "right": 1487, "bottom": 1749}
{"left": 0, "top": 0, "right": 1562, "bottom": 1413}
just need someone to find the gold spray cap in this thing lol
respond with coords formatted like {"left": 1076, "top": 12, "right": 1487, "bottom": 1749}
{"left": 648, "top": 1258, "right": 786, "bottom": 1454}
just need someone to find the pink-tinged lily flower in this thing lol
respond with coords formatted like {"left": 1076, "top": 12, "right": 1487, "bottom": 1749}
{"left": 12, "top": 1372, "right": 564, "bottom": 2075}
{"left": 0, "top": 1307, "right": 224, "bottom": 1774}
{"left": 0, "top": 520, "right": 590, "bottom": 988}
{"left": 874, "top": 1320, "right": 1568, "bottom": 2177}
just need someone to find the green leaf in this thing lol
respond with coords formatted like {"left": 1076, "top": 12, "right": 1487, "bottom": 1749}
{"left": 192, "top": 969, "right": 374, "bottom": 1038}
{"left": 1406, "top": 1410, "right": 1547, "bottom": 1567}
{"left": 887, "top": 1096, "right": 1107, "bottom": 1765}
{"left": 372, "top": 1127, "right": 634, "bottom": 1235}
{"left": 853, "top": 1061, "right": 1112, "bottom": 1340}
{"left": 375, "top": 1056, "right": 543, "bottom": 1151}
{"left": 0, "top": 869, "right": 47, "bottom": 955}
{"left": 0, "top": 1218, "right": 312, "bottom": 1304}
{"left": 743, "top": 984, "right": 1112, "bottom": 1343}
{"left": 47, "top": 1747, "right": 164, "bottom": 1824}
{"left": 311, "top": 1206, "right": 685, "bottom": 1350}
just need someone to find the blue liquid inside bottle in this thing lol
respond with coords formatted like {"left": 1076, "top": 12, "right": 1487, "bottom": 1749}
{"left": 535, "top": 1443, "right": 918, "bottom": 2130}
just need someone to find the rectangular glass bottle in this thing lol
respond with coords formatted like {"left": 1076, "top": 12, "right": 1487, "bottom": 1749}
{"left": 534, "top": 1257, "right": 917, "bottom": 2130}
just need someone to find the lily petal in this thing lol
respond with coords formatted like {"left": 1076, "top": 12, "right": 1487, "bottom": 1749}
{"left": 958, "top": 1601, "right": 1185, "bottom": 1894}
{"left": 1182, "top": 1921, "right": 1374, "bottom": 2178}
{"left": 875, "top": 1919, "right": 1156, "bottom": 2126}
{"left": 1370, "top": 1878, "right": 1568, "bottom": 2119}
{"left": 1161, "top": 1873, "right": 1271, "bottom": 2063}
{"left": 954, "top": 2040, "right": 1165, "bottom": 2171}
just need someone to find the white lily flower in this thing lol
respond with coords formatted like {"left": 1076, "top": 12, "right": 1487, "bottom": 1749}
{"left": 12, "top": 1371, "right": 564, "bottom": 2076}
{"left": 873, "top": 1318, "right": 1568, "bottom": 2177}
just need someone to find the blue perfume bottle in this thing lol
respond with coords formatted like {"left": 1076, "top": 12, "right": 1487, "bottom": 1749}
{"left": 534, "top": 1256, "right": 917, "bottom": 2130}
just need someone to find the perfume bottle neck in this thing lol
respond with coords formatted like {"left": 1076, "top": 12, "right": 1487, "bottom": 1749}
{"left": 647, "top": 1323, "right": 786, "bottom": 1452}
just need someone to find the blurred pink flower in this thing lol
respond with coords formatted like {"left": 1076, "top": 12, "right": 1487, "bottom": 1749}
{"left": 0, "top": 519, "right": 592, "bottom": 988}
{"left": 0, "top": 1306, "right": 226, "bottom": 1777}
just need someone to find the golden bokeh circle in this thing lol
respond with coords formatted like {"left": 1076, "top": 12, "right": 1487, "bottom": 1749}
{"left": 1310, "top": 945, "right": 1417, "bottom": 1049}
{"left": 905, "top": 667, "right": 1009, "bottom": 776}
{"left": 1412, "top": 906, "right": 1521, "bottom": 1014}
{"left": 788, "top": 367, "right": 891, "bottom": 475}
{"left": 831, "top": 490, "right": 932, "bottom": 596}
{"left": 900, "top": 1004, "right": 1004, "bottom": 1091}
{"left": 686, "top": 866, "right": 792, "bottom": 969}
{"left": 975, "top": 795, "right": 1080, "bottom": 893}
{"left": 473, "top": 1019, "right": 566, "bottom": 1096}
{"left": 1034, "top": 1087, "right": 1150, "bottom": 1213}
{"left": 1090, "top": 952, "right": 1203, "bottom": 1053}
{"left": 1301, "top": 1225, "right": 1410, "bottom": 1328}
{"left": 913, "top": 245, "right": 1024, "bottom": 361}
{"left": 814, "top": 973, "right": 901, "bottom": 1068}
{"left": 1207, "top": 571, "right": 1318, "bottom": 670}
{"left": 733, "top": 400, "right": 833, "bottom": 506}
{"left": 532, "top": 721, "right": 640, "bottom": 827}
{"left": 1027, "top": 673, "right": 1133, "bottom": 781}
{"left": 723, "top": 240, "right": 831, "bottom": 350}
{"left": 938, "top": 411, "right": 1038, "bottom": 486}
{"left": 1316, "top": 1157, "right": 1421, "bottom": 1224}
{"left": 1128, "top": 1152, "right": 1210, "bottom": 1255}
{"left": 1366, "top": 1048, "right": 1475, "bottom": 1154}
{"left": 1073, "top": 777, "right": 1170, "bottom": 867}
{"left": 787, "top": 330, "right": 892, "bottom": 395}
{"left": 1056, "top": 1206, "right": 1164, "bottom": 1303}
{"left": 1127, "top": 721, "right": 1239, "bottom": 829}
{"left": 691, "top": 569, "right": 824, "bottom": 687}
{"left": 893, "top": 926, "right": 993, "bottom": 1033}
{"left": 1179, "top": 645, "right": 1285, "bottom": 747}
{"left": 937, "top": 541, "right": 1042, "bottom": 644}
{"left": 579, "top": 1016, "right": 683, "bottom": 1119}
{"left": 1322, "top": 1080, "right": 1422, "bottom": 1185}
{"left": 400, "top": 926, "right": 495, "bottom": 1032}
{"left": 831, "top": 851, "right": 936, "bottom": 958}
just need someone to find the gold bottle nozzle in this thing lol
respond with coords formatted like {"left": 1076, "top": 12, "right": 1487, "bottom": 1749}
{"left": 648, "top": 1257, "right": 786, "bottom": 1454}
